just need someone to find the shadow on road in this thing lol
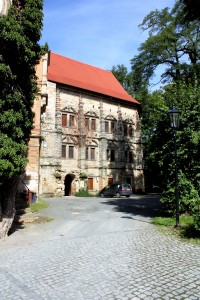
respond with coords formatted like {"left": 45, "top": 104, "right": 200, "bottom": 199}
{"left": 102, "top": 194, "right": 163, "bottom": 219}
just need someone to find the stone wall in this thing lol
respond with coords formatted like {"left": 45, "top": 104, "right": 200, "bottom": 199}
{"left": 25, "top": 54, "right": 144, "bottom": 198}
{"left": 0, "top": 0, "right": 12, "bottom": 15}
{"left": 38, "top": 82, "right": 144, "bottom": 196}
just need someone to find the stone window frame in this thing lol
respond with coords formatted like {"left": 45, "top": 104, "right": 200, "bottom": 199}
{"left": 68, "top": 145, "right": 74, "bottom": 159}
{"left": 86, "top": 146, "right": 96, "bottom": 160}
{"left": 107, "top": 140, "right": 118, "bottom": 162}
{"left": 61, "top": 107, "right": 77, "bottom": 128}
{"left": 124, "top": 143, "right": 135, "bottom": 163}
{"left": 84, "top": 111, "right": 98, "bottom": 132}
{"left": 62, "top": 136, "right": 78, "bottom": 159}
{"left": 62, "top": 144, "right": 75, "bottom": 159}
{"left": 123, "top": 118, "right": 135, "bottom": 138}
{"left": 104, "top": 115, "right": 117, "bottom": 133}
{"left": 125, "top": 150, "right": 134, "bottom": 163}
{"left": 62, "top": 144, "right": 66, "bottom": 158}
{"left": 85, "top": 139, "right": 98, "bottom": 161}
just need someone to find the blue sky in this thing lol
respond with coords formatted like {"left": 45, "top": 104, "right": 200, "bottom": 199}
{"left": 40, "top": 0, "right": 175, "bottom": 72}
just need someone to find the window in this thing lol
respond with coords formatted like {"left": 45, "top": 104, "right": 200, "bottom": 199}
{"left": 85, "top": 117, "right": 97, "bottom": 131}
{"left": 111, "top": 122, "right": 115, "bottom": 133}
{"left": 68, "top": 146, "right": 74, "bottom": 159}
{"left": 110, "top": 149, "right": 115, "bottom": 162}
{"left": 105, "top": 120, "right": 115, "bottom": 133}
{"left": 85, "top": 118, "right": 89, "bottom": 130}
{"left": 62, "top": 145, "right": 66, "bottom": 158}
{"left": 107, "top": 149, "right": 115, "bottom": 162}
{"left": 86, "top": 147, "right": 95, "bottom": 160}
{"left": 86, "top": 147, "right": 89, "bottom": 160}
{"left": 124, "top": 150, "right": 133, "bottom": 163}
{"left": 105, "top": 121, "right": 109, "bottom": 132}
{"left": 107, "top": 149, "right": 110, "bottom": 161}
{"left": 62, "top": 114, "right": 67, "bottom": 127}
{"left": 124, "top": 124, "right": 128, "bottom": 136}
{"left": 129, "top": 152, "right": 133, "bottom": 163}
{"left": 129, "top": 126, "right": 133, "bottom": 137}
{"left": 69, "top": 115, "right": 75, "bottom": 127}
{"left": 125, "top": 150, "right": 128, "bottom": 162}
{"left": 91, "top": 119, "right": 96, "bottom": 131}
{"left": 108, "top": 177, "right": 113, "bottom": 185}
{"left": 91, "top": 148, "right": 95, "bottom": 160}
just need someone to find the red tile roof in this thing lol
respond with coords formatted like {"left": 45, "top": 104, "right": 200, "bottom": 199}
{"left": 47, "top": 52, "right": 140, "bottom": 105}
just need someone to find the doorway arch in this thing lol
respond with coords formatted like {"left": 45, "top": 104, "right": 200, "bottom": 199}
{"left": 64, "top": 174, "right": 75, "bottom": 196}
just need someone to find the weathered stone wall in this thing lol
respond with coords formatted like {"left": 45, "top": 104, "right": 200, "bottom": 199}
{"left": 25, "top": 55, "right": 144, "bottom": 197}
{"left": 23, "top": 54, "right": 48, "bottom": 195}
{"left": 0, "top": 0, "right": 12, "bottom": 15}
{"left": 37, "top": 82, "right": 144, "bottom": 196}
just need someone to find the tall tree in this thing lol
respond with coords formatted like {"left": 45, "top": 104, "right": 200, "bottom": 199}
{"left": 131, "top": 0, "right": 200, "bottom": 221}
{"left": 111, "top": 64, "right": 135, "bottom": 96}
{"left": 0, "top": 0, "right": 46, "bottom": 238}
{"left": 131, "top": 1, "right": 200, "bottom": 90}
{"left": 182, "top": 0, "right": 200, "bottom": 21}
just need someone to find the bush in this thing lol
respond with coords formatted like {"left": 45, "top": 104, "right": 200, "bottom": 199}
{"left": 30, "top": 200, "right": 48, "bottom": 213}
{"left": 75, "top": 188, "right": 93, "bottom": 197}
{"left": 194, "top": 212, "right": 200, "bottom": 231}
{"left": 161, "top": 171, "right": 200, "bottom": 217}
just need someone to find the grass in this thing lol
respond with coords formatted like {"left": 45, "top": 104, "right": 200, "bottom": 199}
{"left": 29, "top": 200, "right": 49, "bottom": 213}
{"left": 152, "top": 214, "right": 200, "bottom": 244}
{"left": 29, "top": 200, "right": 54, "bottom": 224}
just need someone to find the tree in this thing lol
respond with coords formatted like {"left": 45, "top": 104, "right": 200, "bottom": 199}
{"left": 147, "top": 79, "right": 200, "bottom": 216}
{"left": 182, "top": 0, "right": 200, "bottom": 21}
{"left": 131, "top": 1, "right": 200, "bottom": 90}
{"left": 130, "top": 0, "right": 200, "bottom": 224}
{"left": 111, "top": 64, "right": 135, "bottom": 96}
{"left": 0, "top": 0, "right": 46, "bottom": 238}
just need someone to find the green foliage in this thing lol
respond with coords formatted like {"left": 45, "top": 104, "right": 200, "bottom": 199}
{"left": 130, "top": 0, "right": 200, "bottom": 239}
{"left": 152, "top": 215, "right": 194, "bottom": 227}
{"left": 111, "top": 64, "right": 135, "bottom": 97}
{"left": 152, "top": 214, "right": 200, "bottom": 242}
{"left": 182, "top": 0, "right": 200, "bottom": 21}
{"left": 0, "top": 133, "right": 27, "bottom": 178}
{"left": 178, "top": 171, "right": 200, "bottom": 214}
{"left": 30, "top": 200, "right": 48, "bottom": 213}
{"left": 0, "top": 0, "right": 46, "bottom": 183}
{"left": 193, "top": 213, "right": 200, "bottom": 231}
{"left": 75, "top": 188, "right": 94, "bottom": 197}
{"left": 131, "top": 1, "right": 200, "bottom": 89}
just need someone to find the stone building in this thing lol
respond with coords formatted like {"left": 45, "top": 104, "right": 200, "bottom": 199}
{"left": 24, "top": 52, "right": 144, "bottom": 197}
{"left": 0, "top": 0, "right": 12, "bottom": 15}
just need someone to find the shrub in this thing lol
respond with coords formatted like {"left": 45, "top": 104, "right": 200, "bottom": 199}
{"left": 75, "top": 188, "right": 93, "bottom": 197}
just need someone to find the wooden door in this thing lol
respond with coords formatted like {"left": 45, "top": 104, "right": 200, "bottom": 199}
{"left": 88, "top": 178, "right": 93, "bottom": 190}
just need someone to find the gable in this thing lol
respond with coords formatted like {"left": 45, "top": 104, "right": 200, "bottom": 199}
{"left": 47, "top": 52, "right": 140, "bottom": 105}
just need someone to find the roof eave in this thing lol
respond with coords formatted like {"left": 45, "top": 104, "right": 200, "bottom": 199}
{"left": 49, "top": 79, "right": 141, "bottom": 106}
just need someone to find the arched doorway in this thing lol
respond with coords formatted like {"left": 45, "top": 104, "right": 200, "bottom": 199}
{"left": 64, "top": 174, "right": 75, "bottom": 196}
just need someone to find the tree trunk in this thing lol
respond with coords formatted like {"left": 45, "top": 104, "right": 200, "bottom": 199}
{"left": 0, "top": 176, "right": 19, "bottom": 239}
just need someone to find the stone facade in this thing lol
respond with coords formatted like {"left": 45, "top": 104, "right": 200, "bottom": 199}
{"left": 25, "top": 53, "right": 144, "bottom": 197}
{"left": 0, "top": 0, "right": 12, "bottom": 15}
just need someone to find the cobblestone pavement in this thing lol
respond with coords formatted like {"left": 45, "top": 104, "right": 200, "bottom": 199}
{"left": 0, "top": 195, "right": 200, "bottom": 300}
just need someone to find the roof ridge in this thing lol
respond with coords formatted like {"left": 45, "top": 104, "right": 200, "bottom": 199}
{"left": 48, "top": 52, "right": 140, "bottom": 105}
{"left": 50, "top": 51, "right": 112, "bottom": 74}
